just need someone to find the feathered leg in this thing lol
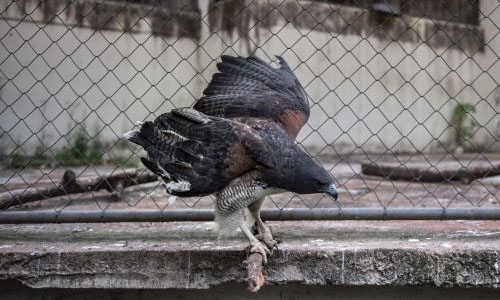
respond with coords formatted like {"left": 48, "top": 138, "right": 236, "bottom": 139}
{"left": 248, "top": 197, "right": 277, "bottom": 250}
{"left": 215, "top": 208, "right": 270, "bottom": 264}
{"left": 215, "top": 172, "right": 278, "bottom": 263}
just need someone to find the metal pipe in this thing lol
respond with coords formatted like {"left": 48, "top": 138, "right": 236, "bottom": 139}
{"left": 2, "top": 208, "right": 500, "bottom": 224}
{"left": 261, "top": 207, "right": 500, "bottom": 220}
{"left": 0, "top": 209, "right": 213, "bottom": 223}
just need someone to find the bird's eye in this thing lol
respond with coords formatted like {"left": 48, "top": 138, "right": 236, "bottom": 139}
{"left": 315, "top": 180, "right": 324, "bottom": 187}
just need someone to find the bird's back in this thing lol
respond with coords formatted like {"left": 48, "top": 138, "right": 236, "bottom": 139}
{"left": 125, "top": 108, "right": 260, "bottom": 196}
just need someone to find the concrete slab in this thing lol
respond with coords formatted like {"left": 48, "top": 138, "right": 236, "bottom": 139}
{"left": 1, "top": 220, "right": 499, "bottom": 289}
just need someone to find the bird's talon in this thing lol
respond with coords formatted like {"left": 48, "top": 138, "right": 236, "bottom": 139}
{"left": 265, "top": 239, "right": 278, "bottom": 250}
{"left": 248, "top": 242, "right": 270, "bottom": 264}
{"left": 255, "top": 233, "right": 278, "bottom": 251}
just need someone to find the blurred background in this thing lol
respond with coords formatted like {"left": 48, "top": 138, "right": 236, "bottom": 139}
{"left": 0, "top": 0, "right": 499, "bottom": 220}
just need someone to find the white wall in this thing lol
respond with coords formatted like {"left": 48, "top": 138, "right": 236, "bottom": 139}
{"left": 0, "top": 0, "right": 499, "bottom": 156}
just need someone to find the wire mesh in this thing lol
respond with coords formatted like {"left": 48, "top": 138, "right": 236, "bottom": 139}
{"left": 0, "top": 0, "right": 499, "bottom": 222}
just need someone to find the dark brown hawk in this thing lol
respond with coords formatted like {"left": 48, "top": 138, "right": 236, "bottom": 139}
{"left": 125, "top": 55, "right": 338, "bottom": 262}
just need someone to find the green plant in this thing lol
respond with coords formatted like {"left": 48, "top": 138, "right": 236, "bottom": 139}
{"left": 1, "top": 126, "right": 107, "bottom": 169}
{"left": 5, "top": 145, "right": 50, "bottom": 169}
{"left": 87, "top": 137, "right": 103, "bottom": 164}
{"left": 31, "top": 145, "right": 49, "bottom": 167}
{"left": 54, "top": 126, "right": 103, "bottom": 167}
{"left": 71, "top": 129, "right": 88, "bottom": 159}
{"left": 450, "top": 103, "right": 478, "bottom": 146}
{"left": 55, "top": 146, "right": 81, "bottom": 167}
{"left": 109, "top": 154, "right": 139, "bottom": 168}
{"left": 0, "top": 145, "right": 6, "bottom": 167}
{"left": 8, "top": 152, "right": 27, "bottom": 169}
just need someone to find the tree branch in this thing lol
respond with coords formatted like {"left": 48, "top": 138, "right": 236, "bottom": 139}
{"left": 0, "top": 169, "right": 157, "bottom": 209}
{"left": 244, "top": 252, "right": 265, "bottom": 292}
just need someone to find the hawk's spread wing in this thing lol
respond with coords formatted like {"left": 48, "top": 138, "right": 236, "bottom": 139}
{"left": 193, "top": 55, "right": 309, "bottom": 139}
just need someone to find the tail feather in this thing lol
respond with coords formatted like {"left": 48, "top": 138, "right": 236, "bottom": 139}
{"left": 159, "top": 129, "right": 187, "bottom": 145}
{"left": 123, "top": 129, "right": 146, "bottom": 147}
{"left": 124, "top": 121, "right": 156, "bottom": 148}
{"left": 172, "top": 107, "right": 210, "bottom": 124}
{"left": 175, "top": 140, "right": 203, "bottom": 162}
{"left": 140, "top": 157, "right": 173, "bottom": 181}
{"left": 123, "top": 109, "right": 213, "bottom": 194}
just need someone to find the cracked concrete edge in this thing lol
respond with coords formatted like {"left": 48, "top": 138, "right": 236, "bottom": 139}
{"left": 1, "top": 248, "right": 500, "bottom": 289}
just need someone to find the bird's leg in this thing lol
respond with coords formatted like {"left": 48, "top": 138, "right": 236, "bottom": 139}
{"left": 240, "top": 222, "right": 270, "bottom": 264}
{"left": 254, "top": 215, "right": 278, "bottom": 250}
{"left": 248, "top": 198, "right": 278, "bottom": 250}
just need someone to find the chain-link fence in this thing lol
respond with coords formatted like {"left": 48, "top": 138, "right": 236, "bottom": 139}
{"left": 1, "top": 0, "right": 499, "bottom": 223}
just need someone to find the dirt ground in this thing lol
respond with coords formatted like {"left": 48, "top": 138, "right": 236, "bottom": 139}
{"left": 1, "top": 153, "right": 499, "bottom": 213}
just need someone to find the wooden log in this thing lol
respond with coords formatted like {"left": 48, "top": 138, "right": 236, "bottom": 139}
{"left": 0, "top": 169, "right": 157, "bottom": 209}
{"left": 361, "top": 160, "right": 500, "bottom": 183}
{"left": 244, "top": 252, "right": 265, "bottom": 292}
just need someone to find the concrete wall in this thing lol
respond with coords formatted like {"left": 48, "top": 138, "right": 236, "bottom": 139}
{"left": 0, "top": 0, "right": 499, "bottom": 156}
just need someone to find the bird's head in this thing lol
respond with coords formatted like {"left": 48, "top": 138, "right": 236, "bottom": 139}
{"left": 310, "top": 169, "right": 338, "bottom": 200}
{"left": 261, "top": 150, "right": 338, "bottom": 200}
{"left": 298, "top": 159, "right": 338, "bottom": 200}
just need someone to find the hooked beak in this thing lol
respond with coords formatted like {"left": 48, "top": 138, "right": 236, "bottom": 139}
{"left": 325, "top": 183, "right": 338, "bottom": 200}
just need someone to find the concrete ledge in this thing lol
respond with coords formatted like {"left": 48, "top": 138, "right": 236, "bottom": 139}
{"left": 1, "top": 221, "right": 500, "bottom": 289}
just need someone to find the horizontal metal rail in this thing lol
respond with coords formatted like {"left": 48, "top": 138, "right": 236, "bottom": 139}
{"left": 1, "top": 208, "right": 500, "bottom": 224}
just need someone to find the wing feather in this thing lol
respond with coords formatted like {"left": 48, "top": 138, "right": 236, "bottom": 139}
{"left": 193, "top": 55, "right": 309, "bottom": 139}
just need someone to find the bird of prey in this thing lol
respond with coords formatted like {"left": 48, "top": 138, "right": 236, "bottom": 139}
{"left": 125, "top": 55, "right": 338, "bottom": 262}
